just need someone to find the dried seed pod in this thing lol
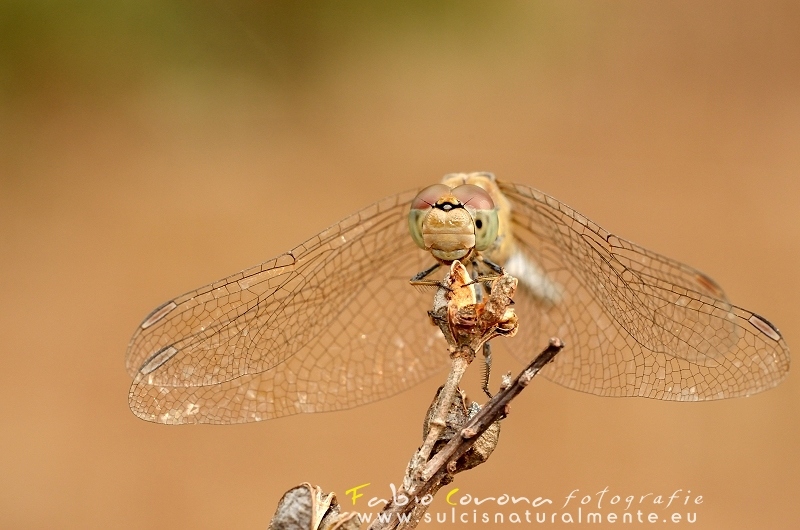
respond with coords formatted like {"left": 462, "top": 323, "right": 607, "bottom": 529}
{"left": 422, "top": 386, "right": 501, "bottom": 473}
{"left": 269, "top": 483, "right": 360, "bottom": 530}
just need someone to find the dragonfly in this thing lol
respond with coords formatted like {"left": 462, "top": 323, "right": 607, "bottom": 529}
{"left": 126, "top": 172, "right": 790, "bottom": 424}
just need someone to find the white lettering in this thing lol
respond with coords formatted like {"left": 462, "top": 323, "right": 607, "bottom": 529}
{"left": 596, "top": 486, "right": 610, "bottom": 509}
{"left": 653, "top": 495, "right": 663, "bottom": 505}
{"left": 367, "top": 497, "right": 385, "bottom": 508}
{"left": 666, "top": 489, "right": 682, "bottom": 508}
{"left": 563, "top": 489, "right": 579, "bottom": 508}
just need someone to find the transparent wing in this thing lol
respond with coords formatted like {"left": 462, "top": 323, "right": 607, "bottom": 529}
{"left": 497, "top": 180, "right": 790, "bottom": 400}
{"left": 127, "top": 190, "right": 450, "bottom": 424}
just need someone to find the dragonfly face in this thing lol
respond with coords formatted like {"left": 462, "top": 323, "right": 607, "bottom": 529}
{"left": 408, "top": 182, "right": 499, "bottom": 262}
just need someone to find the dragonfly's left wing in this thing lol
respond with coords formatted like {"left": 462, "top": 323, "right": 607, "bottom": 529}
{"left": 127, "top": 190, "right": 450, "bottom": 424}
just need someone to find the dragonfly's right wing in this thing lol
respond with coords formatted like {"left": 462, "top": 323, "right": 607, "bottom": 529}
{"left": 127, "top": 190, "right": 450, "bottom": 424}
{"left": 498, "top": 180, "right": 790, "bottom": 401}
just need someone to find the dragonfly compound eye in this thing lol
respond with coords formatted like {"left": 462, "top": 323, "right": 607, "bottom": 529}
{"left": 451, "top": 184, "right": 499, "bottom": 251}
{"left": 408, "top": 184, "right": 450, "bottom": 249}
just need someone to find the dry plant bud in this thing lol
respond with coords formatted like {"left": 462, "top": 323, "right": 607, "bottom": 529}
{"left": 422, "top": 387, "right": 501, "bottom": 473}
{"left": 440, "top": 261, "right": 519, "bottom": 354}
{"left": 269, "top": 483, "right": 361, "bottom": 530}
{"left": 445, "top": 261, "right": 477, "bottom": 311}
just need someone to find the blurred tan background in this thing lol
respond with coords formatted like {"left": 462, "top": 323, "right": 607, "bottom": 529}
{"left": 1, "top": 1, "right": 799, "bottom": 528}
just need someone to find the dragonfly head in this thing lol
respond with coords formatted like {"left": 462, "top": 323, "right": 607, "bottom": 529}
{"left": 409, "top": 182, "right": 499, "bottom": 262}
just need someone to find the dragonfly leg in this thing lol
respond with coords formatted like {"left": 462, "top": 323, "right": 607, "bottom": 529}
{"left": 470, "top": 260, "right": 484, "bottom": 303}
{"left": 409, "top": 262, "right": 442, "bottom": 286}
{"left": 468, "top": 258, "right": 500, "bottom": 294}
{"left": 480, "top": 255, "right": 505, "bottom": 275}
{"left": 481, "top": 341, "right": 493, "bottom": 398}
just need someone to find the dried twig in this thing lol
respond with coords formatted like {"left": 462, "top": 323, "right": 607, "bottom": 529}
{"left": 367, "top": 339, "right": 563, "bottom": 530}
